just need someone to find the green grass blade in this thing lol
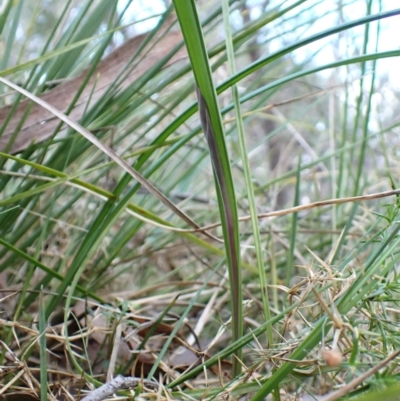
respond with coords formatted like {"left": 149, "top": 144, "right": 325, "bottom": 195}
{"left": 286, "top": 158, "right": 301, "bottom": 286}
{"left": 173, "top": 0, "right": 242, "bottom": 375}
{"left": 39, "top": 288, "right": 48, "bottom": 401}
{"left": 222, "top": 0, "right": 273, "bottom": 347}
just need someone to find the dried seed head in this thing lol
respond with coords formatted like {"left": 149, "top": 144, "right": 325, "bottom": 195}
{"left": 322, "top": 349, "right": 343, "bottom": 367}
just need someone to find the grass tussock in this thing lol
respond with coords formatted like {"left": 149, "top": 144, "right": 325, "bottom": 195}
{"left": 0, "top": 1, "right": 400, "bottom": 400}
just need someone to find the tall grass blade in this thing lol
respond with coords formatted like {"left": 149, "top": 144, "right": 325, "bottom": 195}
{"left": 39, "top": 288, "right": 48, "bottom": 401}
{"left": 173, "top": 0, "right": 243, "bottom": 375}
{"left": 222, "top": 0, "right": 273, "bottom": 347}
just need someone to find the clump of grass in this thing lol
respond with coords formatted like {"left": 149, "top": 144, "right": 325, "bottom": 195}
{"left": 0, "top": 1, "right": 400, "bottom": 400}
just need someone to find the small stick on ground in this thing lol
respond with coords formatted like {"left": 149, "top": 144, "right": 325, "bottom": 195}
{"left": 80, "top": 375, "right": 159, "bottom": 401}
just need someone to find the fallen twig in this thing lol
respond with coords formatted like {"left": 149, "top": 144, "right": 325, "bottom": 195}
{"left": 80, "top": 375, "right": 159, "bottom": 401}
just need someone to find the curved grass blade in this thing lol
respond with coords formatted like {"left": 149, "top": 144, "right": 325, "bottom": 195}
{"left": 0, "top": 76, "right": 217, "bottom": 242}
